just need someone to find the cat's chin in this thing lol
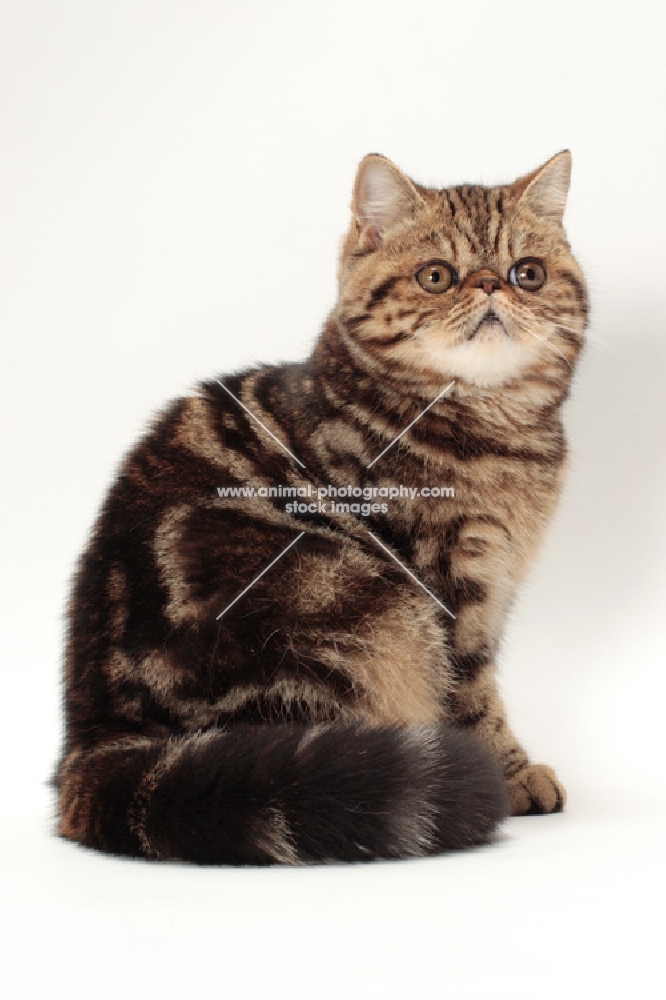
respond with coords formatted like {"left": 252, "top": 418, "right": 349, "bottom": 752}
{"left": 406, "top": 336, "right": 538, "bottom": 388}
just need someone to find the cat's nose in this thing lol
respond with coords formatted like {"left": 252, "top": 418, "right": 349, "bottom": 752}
{"left": 471, "top": 270, "right": 501, "bottom": 295}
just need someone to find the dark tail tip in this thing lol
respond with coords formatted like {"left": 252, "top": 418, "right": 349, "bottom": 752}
{"left": 423, "top": 726, "right": 510, "bottom": 851}
{"left": 141, "top": 723, "right": 509, "bottom": 865}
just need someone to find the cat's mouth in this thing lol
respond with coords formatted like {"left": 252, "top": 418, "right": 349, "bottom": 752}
{"left": 468, "top": 309, "right": 508, "bottom": 340}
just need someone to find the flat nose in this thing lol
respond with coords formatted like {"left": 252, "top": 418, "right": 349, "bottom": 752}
{"left": 462, "top": 267, "right": 502, "bottom": 295}
{"left": 464, "top": 269, "right": 502, "bottom": 295}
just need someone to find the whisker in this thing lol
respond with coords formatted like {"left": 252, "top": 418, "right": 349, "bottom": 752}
{"left": 582, "top": 330, "right": 624, "bottom": 359}
{"left": 513, "top": 316, "right": 574, "bottom": 373}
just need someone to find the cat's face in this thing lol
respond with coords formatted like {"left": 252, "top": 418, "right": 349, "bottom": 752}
{"left": 336, "top": 153, "right": 588, "bottom": 389}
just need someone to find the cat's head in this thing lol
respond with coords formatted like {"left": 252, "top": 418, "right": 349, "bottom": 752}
{"left": 335, "top": 153, "right": 588, "bottom": 389}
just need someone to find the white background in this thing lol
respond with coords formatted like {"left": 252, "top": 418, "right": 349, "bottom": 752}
{"left": 1, "top": 1, "right": 665, "bottom": 997}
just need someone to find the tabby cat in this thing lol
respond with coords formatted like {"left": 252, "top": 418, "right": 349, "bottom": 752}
{"left": 56, "top": 151, "right": 588, "bottom": 864}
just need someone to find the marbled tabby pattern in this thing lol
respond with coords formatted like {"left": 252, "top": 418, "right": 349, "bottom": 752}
{"left": 56, "top": 151, "right": 588, "bottom": 863}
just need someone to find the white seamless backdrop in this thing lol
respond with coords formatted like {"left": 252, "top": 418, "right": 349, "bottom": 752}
{"left": 1, "top": 2, "right": 665, "bottom": 998}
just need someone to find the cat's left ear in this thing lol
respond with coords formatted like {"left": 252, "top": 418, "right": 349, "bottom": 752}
{"left": 352, "top": 154, "right": 425, "bottom": 250}
{"left": 512, "top": 150, "right": 572, "bottom": 224}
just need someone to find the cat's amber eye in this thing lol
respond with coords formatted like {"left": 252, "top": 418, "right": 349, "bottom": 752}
{"left": 509, "top": 258, "right": 547, "bottom": 291}
{"left": 415, "top": 260, "right": 457, "bottom": 294}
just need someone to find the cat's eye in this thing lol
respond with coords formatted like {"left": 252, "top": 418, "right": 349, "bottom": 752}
{"left": 509, "top": 258, "right": 547, "bottom": 291}
{"left": 415, "top": 260, "right": 457, "bottom": 294}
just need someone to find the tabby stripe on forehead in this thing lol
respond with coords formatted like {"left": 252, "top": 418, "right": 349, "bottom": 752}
{"left": 443, "top": 190, "right": 456, "bottom": 217}
{"left": 444, "top": 189, "right": 477, "bottom": 254}
{"left": 475, "top": 196, "right": 492, "bottom": 254}
{"left": 456, "top": 188, "right": 484, "bottom": 255}
{"left": 491, "top": 191, "right": 505, "bottom": 254}
{"left": 480, "top": 189, "right": 493, "bottom": 246}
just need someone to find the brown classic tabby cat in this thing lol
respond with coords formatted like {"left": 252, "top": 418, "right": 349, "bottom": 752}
{"left": 56, "top": 151, "right": 588, "bottom": 864}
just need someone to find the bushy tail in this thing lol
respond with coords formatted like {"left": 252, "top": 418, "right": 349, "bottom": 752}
{"left": 56, "top": 723, "right": 508, "bottom": 864}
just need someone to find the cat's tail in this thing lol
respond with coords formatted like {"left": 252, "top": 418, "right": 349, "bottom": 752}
{"left": 56, "top": 723, "right": 508, "bottom": 864}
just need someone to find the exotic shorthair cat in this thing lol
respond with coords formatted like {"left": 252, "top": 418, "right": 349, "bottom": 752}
{"left": 56, "top": 151, "right": 588, "bottom": 865}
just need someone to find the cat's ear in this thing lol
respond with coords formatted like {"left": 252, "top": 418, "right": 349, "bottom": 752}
{"left": 352, "top": 154, "right": 424, "bottom": 250}
{"left": 512, "top": 150, "right": 572, "bottom": 224}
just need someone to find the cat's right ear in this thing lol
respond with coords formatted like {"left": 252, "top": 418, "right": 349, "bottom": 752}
{"left": 352, "top": 155, "right": 424, "bottom": 251}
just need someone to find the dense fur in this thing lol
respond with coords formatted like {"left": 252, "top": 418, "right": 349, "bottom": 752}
{"left": 56, "top": 151, "right": 588, "bottom": 864}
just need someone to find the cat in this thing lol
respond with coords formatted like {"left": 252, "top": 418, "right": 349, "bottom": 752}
{"left": 56, "top": 151, "right": 588, "bottom": 864}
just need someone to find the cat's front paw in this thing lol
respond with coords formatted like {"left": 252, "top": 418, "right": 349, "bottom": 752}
{"left": 507, "top": 763, "right": 565, "bottom": 815}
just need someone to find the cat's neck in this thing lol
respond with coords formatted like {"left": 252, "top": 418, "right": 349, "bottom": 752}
{"left": 309, "top": 313, "right": 573, "bottom": 438}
